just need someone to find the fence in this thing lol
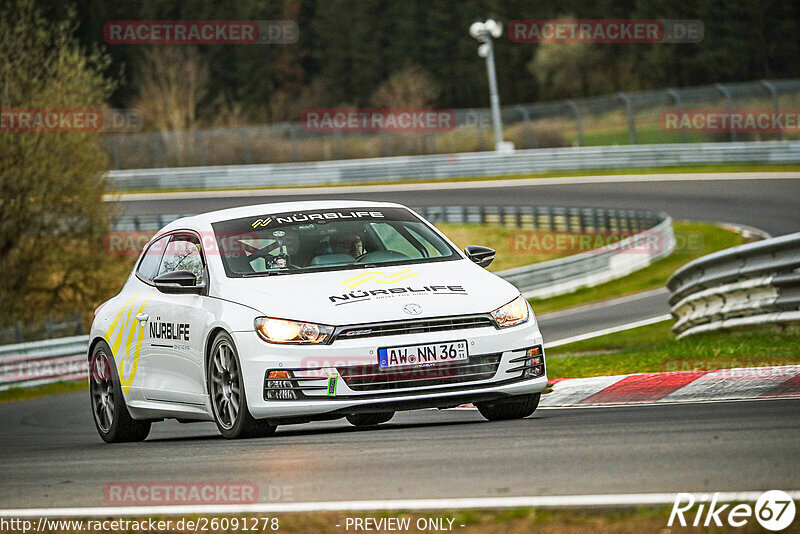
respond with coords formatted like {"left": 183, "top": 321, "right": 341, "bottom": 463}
{"left": 2, "top": 205, "right": 672, "bottom": 390}
{"left": 107, "top": 141, "right": 800, "bottom": 191}
{"left": 668, "top": 232, "right": 800, "bottom": 337}
{"left": 102, "top": 79, "right": 800, "bottom": 169}
{"left": 0, "top": 313, "right": 85, "bottom": 345}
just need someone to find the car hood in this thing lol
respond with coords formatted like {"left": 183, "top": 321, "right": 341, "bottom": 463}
{"left": 215, "top": 259, "right": 520, "bottom": 325}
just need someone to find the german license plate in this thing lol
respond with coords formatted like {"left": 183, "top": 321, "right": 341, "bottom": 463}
{"left": 378, "top": 340, "right": 468, "bottom": 369}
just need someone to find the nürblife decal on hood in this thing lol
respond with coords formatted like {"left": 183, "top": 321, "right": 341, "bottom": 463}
{"left": 329, "top": 284, "right": 468, "bottom": 305}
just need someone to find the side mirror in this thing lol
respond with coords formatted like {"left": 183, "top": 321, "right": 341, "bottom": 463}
{"left": 465, "top": 245, "right": 495, "bottom": 268}
{"left": 153, "top": 270, "right": 204, "bottom": 294}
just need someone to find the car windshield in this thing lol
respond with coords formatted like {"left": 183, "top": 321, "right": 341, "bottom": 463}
{"left": 211, "top": 207, "right": 459, "bottom": 277}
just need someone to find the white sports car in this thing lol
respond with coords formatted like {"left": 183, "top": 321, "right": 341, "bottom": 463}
{"left": 89, "top": 201, "right": 547, "bottom": 441}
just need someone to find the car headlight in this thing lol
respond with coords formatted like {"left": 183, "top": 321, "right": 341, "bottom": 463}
{"left": 254, "top": 317, "right": 334, "bottom": 344}
{"left": 491, "top": 295, "right": 530, "bottom": 328}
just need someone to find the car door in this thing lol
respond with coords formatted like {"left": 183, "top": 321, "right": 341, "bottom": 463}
{"left": 140, "top": 232, "right": 211, "bottom": 406}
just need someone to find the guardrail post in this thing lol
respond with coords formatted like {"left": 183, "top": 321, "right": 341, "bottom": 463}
{"left": 565, "top": 100, "right": 584, "bottom": 146}
{"left": 426, "top": 132, "right": 436, "bottom": 154}
{"left": 334, "top": 132, "right": 345, "bottom": 159}
{"left": 193, "top": 130, "right": 207, "bottom": 166}
{"left": 715, "top": 83, "right": 736, "bottom": 142}
{"left": 285, "top": 125, "right": 299, "bottom": 162}
{"left": 666, "top": 89, "right": 689, "bottom": 143}
{"left": 617, "top": 92, "right": 638, "bottom": 145}
{"left": 515, "top": 105, "right": 535, "bottom": 148}
{"left": 153, "top": 133, "right": 167, "bottom": 168}
{"left": 238, "top": 127, "right": 254, "bottom": 164}
{"left": 475, "top": 113, "right": 486, "bottom": 151}
{"left": 760, "top": 80, "right": 783, "bottom": 141}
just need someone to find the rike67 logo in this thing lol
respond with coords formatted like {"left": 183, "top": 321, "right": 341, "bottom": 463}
{"left": 669, "top": 490, "right": 796, "bottom": 531}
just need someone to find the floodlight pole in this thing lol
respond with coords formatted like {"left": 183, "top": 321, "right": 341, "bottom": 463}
{"left": 470, "top": 19, "right": 507, "bottom": 151}
{"left": 483, "top": 38, "right": 503, "bottom": 149}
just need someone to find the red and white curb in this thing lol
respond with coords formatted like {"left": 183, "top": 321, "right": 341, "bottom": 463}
{"left": 541, "top": 365, "right": 800, "bottom": 407}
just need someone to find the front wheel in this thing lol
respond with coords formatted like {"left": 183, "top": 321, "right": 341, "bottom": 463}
{"left": 89, "top": 341, "right": 151, "bottom": 443}
{"left": 476, "top": 393, "right": 540, "bottom": 421}
{"left": 208, "top": 332, "right": 276, "bottom": 439}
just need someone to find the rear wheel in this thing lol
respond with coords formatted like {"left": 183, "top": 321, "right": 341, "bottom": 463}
{"left": 208, "top": 332, "right": 276, "bottom": 439}
{"left": 89, "top": 341, "right": 151, "bottom": 443}
{"left": 476, "top": 393, "right": 540, "bottom": 421}
{"left": 346, "top": 412, "right": 394, "bottom": 427}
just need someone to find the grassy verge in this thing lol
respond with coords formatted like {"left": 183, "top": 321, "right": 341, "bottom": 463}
{"left": 546, "top": 322, "right": 800, "bottom": 379}
{"left": 0, "top": 380, "right": 87, "bottom": 404}
{"left": 529, "top": 222, "right": 748, "bottom": 314}
{"left": 111, "top": 162, "right": 799, "bottom": 195}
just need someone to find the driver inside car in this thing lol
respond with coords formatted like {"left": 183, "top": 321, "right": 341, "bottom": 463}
{"left": 332, "top": 233, "right": 365, "bottom": 258}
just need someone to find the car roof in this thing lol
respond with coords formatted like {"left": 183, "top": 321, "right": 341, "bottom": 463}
{"left": 158, "top": 199, "right": 410, "bottom": 234}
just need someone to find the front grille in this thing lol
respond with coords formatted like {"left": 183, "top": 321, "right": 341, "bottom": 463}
{"left": 339, "top": 353, "right": 501, "bottom": 392}
{"left": 334, "top": 314, "right": 495, "bottom": 341}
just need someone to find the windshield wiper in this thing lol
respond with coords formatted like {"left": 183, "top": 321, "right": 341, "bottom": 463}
{"left": 240, "top": 270, "right": 292, "bottom": 277}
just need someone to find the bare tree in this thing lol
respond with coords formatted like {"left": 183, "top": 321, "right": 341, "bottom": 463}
{"left": 371, "top": 65, "right": 440, "bottom": 108}
{"left": 131, "top": 47, "right": 209, "bottom": 164}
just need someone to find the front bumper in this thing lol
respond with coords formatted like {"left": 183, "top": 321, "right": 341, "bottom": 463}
{"left": 232, "top": 318, "right": 546, "bottom": 421}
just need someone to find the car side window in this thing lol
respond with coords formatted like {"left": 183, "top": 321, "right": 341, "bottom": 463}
{"left": 136, "top": 235, "right": 169, "bottom": 282}
{"left": 157, "top": 234, "right": 205, "bottom": 284}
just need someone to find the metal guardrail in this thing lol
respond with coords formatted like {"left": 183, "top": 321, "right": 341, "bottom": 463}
{"left": 107, "top": 141, "right": 800, "bottom": 191}
{"left": 2, "top": 205, "right": 673, "bottom": 390}
{"left": 0, "top": 335, "right": 89, "bottom": 392}
{"left": 668, "top": 232, "right": 800, "bottom": 337}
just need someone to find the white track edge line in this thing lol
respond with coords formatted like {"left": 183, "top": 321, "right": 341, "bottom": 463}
{"left": 3, "top": 491, "right": 799, "bottom": 517}
{"left": 537, "top": 288, "right": 669, "bottom": 320}
{"left": 544, "top": 314, "right": 672, "bottom": 348}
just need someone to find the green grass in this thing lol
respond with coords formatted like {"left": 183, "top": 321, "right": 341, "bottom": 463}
{"left": 546, "top": 322, "right": 800, "bottom": 379}
{"left": 0, "top": 380, "right": 87, "bottom": 403}
{"left": 111, "top": 162, "right": 799, "bottom": 195}
{"left": 437, "top": 223, "right": 572, "bottom": 271}
{"left": 529, "top": 222, "right": 748, "bottom": 314}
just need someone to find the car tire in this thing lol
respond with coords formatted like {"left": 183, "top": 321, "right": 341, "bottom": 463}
{"left": 208, "top": 331, "right": 276, "bottom": 439}
{"left": 89, "top": 341, "right": 151, "bottom": 443}
{"left": 476, "top": 393, "right": 540, "bottom": 421}
{"left": 346, "top": 412, "right": 395, "bottom": 427}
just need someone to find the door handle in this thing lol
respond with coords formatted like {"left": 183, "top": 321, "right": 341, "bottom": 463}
{"left": 135, "top": 313, "right": 149, "bottom": 322}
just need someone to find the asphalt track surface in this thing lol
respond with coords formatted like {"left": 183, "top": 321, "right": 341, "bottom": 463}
{"left": 115, "top": 173, "right": 800, "bottom": 236}
{"left": 1, "top": 173, "right": 798, "bottom": 510}
{"left": 1, "top": 392, "right": 798, "bottom": 508}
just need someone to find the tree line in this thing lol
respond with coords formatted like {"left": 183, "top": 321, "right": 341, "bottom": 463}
{"left": 33, "top": 0, "right": 800, "bottom": 129}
